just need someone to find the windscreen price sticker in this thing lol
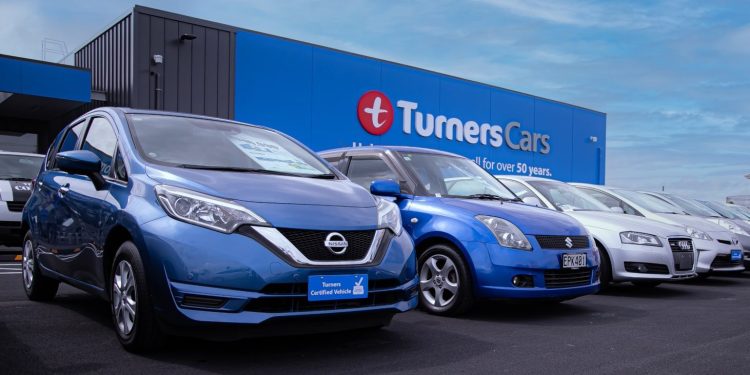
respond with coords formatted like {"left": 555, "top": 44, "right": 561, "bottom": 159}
{"left": 308, "top": 274, "right": 369, "bottom": 301}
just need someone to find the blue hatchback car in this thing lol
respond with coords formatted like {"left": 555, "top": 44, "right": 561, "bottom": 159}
{"left": 21, "top": 108, "right": 417, "bottom": 352}
{"left": 320, "top": 146, "right": 600, "bottom": 316}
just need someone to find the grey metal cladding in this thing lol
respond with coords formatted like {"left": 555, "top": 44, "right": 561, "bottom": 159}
{"left": 132, "top": 7, "right": 235, "bottom": 119}
{"left": 74, "top": 14, "right": 132, "bottom": 107}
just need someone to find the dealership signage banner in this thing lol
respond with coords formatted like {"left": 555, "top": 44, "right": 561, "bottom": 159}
{"left": 234, "top": 31, "right": 606, "bottom": 183}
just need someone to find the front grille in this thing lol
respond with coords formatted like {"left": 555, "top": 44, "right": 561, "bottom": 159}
{"left": 5, "top": 201, "right": 25, "bottom": 212}
{"left": 276, "top": 228, "right": 375, "bottom": 261}
{"left": 668, "top": 238, "right": 693, "bottom": 252}
{"left": 544, "top": 268, "right": 592, "bottom": 288}
{"left": 260, "top": 279, "right": 402, "bottom": 295}
{"left": 180, "top": 294, "right": 227, "bottom": 309}
{"left": 624, "top": 262, "right": 670, "bottom": 274}
{"left": 711, "top": 254, "right": 742, "bottom": 269}
{"left": 534, "top": 235, "right": 589, "bottom": 249}
{"left": 243, "top": 291, "right": 406, "bottom": 313}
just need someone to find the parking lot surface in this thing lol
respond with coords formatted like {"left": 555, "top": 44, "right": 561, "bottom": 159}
{"left": 1, "top": 262, "right": 750, "bottom": 375}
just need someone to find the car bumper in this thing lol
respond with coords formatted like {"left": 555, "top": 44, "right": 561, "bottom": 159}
{"left": 469, "top": 241, "right": 600, "bottom": 300}
{"left": 139, "top": 217, "right": 417, "bottom": 335}
{"left": 694, "top": 238, "right": 745, "bottom": 273}
{"left": 609, "top": 242, "right": 696, "bottom": 282}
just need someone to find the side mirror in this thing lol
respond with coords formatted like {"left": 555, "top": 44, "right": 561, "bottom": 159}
{"left": 370, "top": 179, "right": 402, "bottom": 198}
{"left": 610, "top": 206, "right": 625, "bottom": 214}
{"left": 522, "top": 196, "right": 543, "bottom": 207}
{"left": 56, "top": 150, "right": 107, "bottom": 190}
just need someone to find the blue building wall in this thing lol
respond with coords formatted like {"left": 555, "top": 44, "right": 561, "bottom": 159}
{"left": 0, "top": 55, "right": 91, "bottom": 103}
{"left": 233, "top": 31, "right": 606, "bottom": 183}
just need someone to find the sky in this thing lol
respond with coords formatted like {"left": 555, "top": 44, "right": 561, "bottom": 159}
{"left": 0, "top": 0, "right": 748, "bottom": 200}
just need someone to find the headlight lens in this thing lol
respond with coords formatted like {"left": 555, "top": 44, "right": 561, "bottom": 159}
{"left": 620, "top": 231, "right": 662, "bottom": 247}
{"left": 685, "top": 226, "right": 712, "bottom": 240}
{"left": 155, "top": 185, "right": 268, "bottom": 233}
{"left": 717, "top": 219, "right": 750, "bottom": 236}
{"left": 376, "top": 197, "right": 402, "bottom": 235}
{"left": 476, "top": 215, "right": 531, "bottom": 250}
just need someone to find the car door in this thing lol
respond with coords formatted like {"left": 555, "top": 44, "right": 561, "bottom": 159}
{"left": 34, "top": 119, "right": 88, "bottom": 278}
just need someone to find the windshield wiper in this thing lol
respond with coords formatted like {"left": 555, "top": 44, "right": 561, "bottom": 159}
{"left": 175, "top": 164, "right": 335, "bottom": 179}
{"left": 454, "top": 194, "right": 521, "bottom": 202}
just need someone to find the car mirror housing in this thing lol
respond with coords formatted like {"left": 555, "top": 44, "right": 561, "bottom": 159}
{"left": 370, "top": 179, "right": 403, "bottom": 198}
{"left": 56, "top": 150, "right": 107, "bottom": 190}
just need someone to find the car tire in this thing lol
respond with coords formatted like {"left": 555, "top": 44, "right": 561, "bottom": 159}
{"left": 21, "top": 231, "right": 59, "bottom": 301}
{"left": 631, "top": 281, "right": 661, "bottom": 288}
{"left": 417, "top": 244, "right": 474, "bottom": 316}
{"left": 110, "top": 241, "right": 165, "bottom": 353}
{"left": 597, "top": 245, "right": 612, "bottom": 291}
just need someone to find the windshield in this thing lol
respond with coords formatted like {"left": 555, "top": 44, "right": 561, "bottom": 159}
{"left": 0, "top": 154, "right": 43, "bottom": 180}
{"left": 613, "top": 189, "right": 685, "bottom": 214}
{"left": 398, "top": 152, "right": 517, "bottom": 200}
{"left": 727, "top": 205, "right": 750, "bottom": 219}
{"left": 127, "top": 114, "right": 333, "bottom": 177}
{"left": 529, "top": 181, "right": 609, "bottom": 212}
{"left": 698, "top": 200, "right": 740, "bottom": 219}
{"left": 663, "top": 194, "right": 721, "bottom": 217}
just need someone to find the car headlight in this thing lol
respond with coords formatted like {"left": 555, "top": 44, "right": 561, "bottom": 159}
{"left": 685, "top": 226, "right": 712, "bottom": 241}
{"left": 620, "top": 231, "right": 662, "bottom": 247}
{"left": 476, "top": 215, "right": 531, "bottom": 250}
{"left": 155, "top": 185, "right": 268, "bottom": 233}
{"left": 717, "top": 219, "right": 750, "bottom": 236}
{"left": 376, "top": 197, "right": 402, "bottom": 235}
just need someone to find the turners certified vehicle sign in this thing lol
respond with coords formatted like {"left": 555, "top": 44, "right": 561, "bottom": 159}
{"left": 230, "top": 135, "right": 322, "bottom": 174}
{"left": 308, "top": 275, "right": 369, "bottom": 301}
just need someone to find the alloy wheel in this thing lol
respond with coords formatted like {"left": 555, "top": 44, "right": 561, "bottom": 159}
{"left": 22, "top": 239, "right": 34, "bottom": 289}
{"left": 419, "top": 254, "right": 459, "bottom": 308}
{"left": 112, "top": 260, "right": 137, "bottom": 336}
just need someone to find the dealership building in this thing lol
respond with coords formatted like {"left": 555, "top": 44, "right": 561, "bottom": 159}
{"left": 0, "top": 5, "right": 606, "bottom": 183}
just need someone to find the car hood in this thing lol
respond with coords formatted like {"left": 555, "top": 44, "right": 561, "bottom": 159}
{"left": 440, "top": 198, "right": 587, "bottom": 236}
{"left": 145, "top": 166, "right": 375, "bottom": 208}
{"left": 653, "top": 213, "right": 731, "bottom": 236}
{"left": 567, "top": 211, "right": 687, "bottom": 237}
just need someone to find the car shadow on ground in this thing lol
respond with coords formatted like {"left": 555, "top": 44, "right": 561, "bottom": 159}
{"left": 597, "top": 283, "right": 695, "bottom": 298}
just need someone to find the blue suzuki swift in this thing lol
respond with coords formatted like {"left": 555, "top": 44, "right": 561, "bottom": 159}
{"left": 22, "top": 108, "right": 416, "bottom": 352}
{"left": 320, "top": 146, "right": 600, "bottom": 316}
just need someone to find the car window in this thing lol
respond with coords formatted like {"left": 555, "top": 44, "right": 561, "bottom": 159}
{"left": 52, "top": 121, "right": 86, "bottom": 169}
{"left": 0, "top": 154, "right": 44, "bottom": 180}
{"left": 346, "top": 157, "right": 399, "bottom": 190}
{"left": 82, "top": 117, "right": 118, "bottom": 176}
{"left": 579, "top": 187, "right": 641, "bottom": 215}
{"left": 322, "top": 154, "right": 346, "bottom": 173}
{"left": 499, "top": 179, "right": 539, "bottom": 200}
{"left": 527, "top": 181, "right": 609, "bottom": 212}
{"left": 113, "top": 149, "right": 128, "bottom": 182}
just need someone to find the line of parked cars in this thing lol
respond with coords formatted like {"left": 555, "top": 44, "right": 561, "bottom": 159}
{"left": 7, "top": 108, "right": 747, "bottom": 353}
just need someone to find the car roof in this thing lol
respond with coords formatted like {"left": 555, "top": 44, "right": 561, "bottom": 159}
{"left": 94, "top": 107, "right": 273, "bottom": 131}
{"left": 319, "top": 145, "right": 461, "bottom": 157}
{"left": 0, "top": 150, "right": 44, "bottom": 157}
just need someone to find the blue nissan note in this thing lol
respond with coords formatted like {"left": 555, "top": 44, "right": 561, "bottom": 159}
{"left": 320, "top": 146, "right": 600, "bottom": 316}
{"left": 22, "top": 108, "right": 417, "bottom": 352}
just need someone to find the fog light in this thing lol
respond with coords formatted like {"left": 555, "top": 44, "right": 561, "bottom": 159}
{"left": 512, "top": 275, "right": 534, "bottom": 288}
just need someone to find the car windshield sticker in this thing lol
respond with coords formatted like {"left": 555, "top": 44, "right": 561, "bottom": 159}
{"left": 230, "top": 135, "right": 322, "bottom": 174}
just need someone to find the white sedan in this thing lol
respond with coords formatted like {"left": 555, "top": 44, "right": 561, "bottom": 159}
{"left": 497, "top": 176, "right": 697, "bottom": 288}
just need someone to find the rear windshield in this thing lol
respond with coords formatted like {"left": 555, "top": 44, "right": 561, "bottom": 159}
{"left": 0, "top": 154, "right": 43, "bottom": 180}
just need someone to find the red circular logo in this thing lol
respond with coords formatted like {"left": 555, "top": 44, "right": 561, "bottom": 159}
{"left": 357, "top": 90, "right": 394, "bottom": 135}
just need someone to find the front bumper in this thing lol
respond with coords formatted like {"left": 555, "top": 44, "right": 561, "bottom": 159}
{"left": 694, "top": 237, "right": 745, "bottom": 273}
{"left": 139, "top": 217, "right": 417, "bottom": 335}
{"left": 609, "top": 240, "right": 696, "bottom": 282}
{"left": 469, "top": 240, "right": 600, "bottom": 300}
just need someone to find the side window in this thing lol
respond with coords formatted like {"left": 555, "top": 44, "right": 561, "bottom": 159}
{"left": 81, "top": 117, "right": 118, "bottom": 176}
{"left": 113, "top": 149, "right": 128, "bottom": 182}
{"left": 322, "top": 154, "right": 346, "bottom": 173}
{"left": 500, "top": 179, "right": 540, "bottom": 200}
{"left": 346, "top": 157, "right": 399, "bottom": 190}
{"left": 51, "top": 121, "right": 86, "bottom": 169}
{"left": 581, "top": 188, "right": 641, "bottom": 216}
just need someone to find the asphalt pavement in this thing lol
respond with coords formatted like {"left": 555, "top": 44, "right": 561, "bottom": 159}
{"left": 1, "top": 264, "right": 750, "bottom": 375}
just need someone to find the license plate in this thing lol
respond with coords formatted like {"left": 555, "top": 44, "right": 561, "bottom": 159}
{"left": 562, "top": 253, "right": 586, "bottom": 269}
{"left": 308, "top": 274, "right": 368, "bottom": 301}
{"left": 731, "top": 250, "right": 742, "bottom": 262}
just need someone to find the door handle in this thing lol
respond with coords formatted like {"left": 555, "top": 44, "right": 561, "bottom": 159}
{"left": 57, "top": 184, "right": 70, "bottom": 198}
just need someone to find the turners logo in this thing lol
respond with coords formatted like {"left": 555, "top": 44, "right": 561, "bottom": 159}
{"left": 357, "top": 90, "right": 394, "bottom": 135}
{"left": 355, "top": 90, "right": 551, "bottom": 154}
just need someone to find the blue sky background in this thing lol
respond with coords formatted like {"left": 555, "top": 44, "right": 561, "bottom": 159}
{"left": 1, "top": 0, "right": 748, "bottom": 200}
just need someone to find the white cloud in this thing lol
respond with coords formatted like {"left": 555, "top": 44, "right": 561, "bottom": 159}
{"left": 719, "top": 24, "right": 750, "bottom": 55}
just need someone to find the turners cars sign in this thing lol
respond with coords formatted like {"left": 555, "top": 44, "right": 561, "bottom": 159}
{"left": 233, "top": 30, "right": 606, "bottom": 183}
